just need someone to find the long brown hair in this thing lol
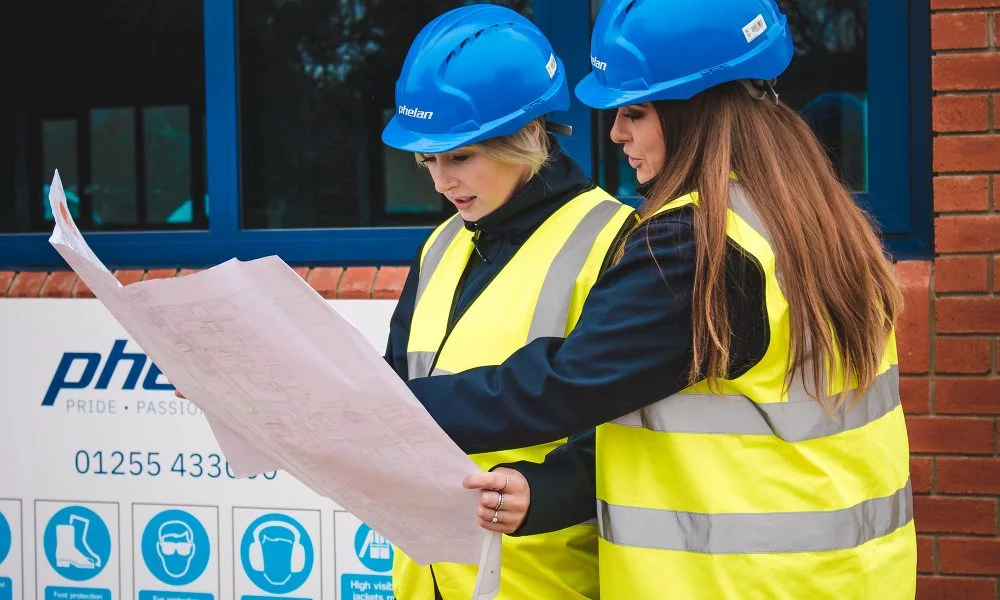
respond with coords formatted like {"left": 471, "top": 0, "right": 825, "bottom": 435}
{"left": 637, "top": 82, "right": 902, "bottom": 410}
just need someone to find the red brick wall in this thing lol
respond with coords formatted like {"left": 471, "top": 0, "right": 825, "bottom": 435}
{"left": 920, "top": 1, "right": 1000, "bottom": 597}
{"left": 0, "top": 267, "right": 410, "bottom": 300}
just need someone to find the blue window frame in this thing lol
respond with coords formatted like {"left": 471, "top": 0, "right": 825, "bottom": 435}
{"left": 0, "top": 0, "right": 930, "bottom": 269}
{"left": 864, "top": 0, "right": 931, "bottom": 258}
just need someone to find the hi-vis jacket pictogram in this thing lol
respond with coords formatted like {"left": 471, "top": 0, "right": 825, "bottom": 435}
{"left": 393, "top": 187, "right": 633, "bottom": 599}
{"left": 594, "top": 184, "right": 916, "bottom": 599}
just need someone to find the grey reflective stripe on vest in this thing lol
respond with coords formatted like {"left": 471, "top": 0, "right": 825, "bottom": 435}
{"left": 408, "top": 199, "right": 622, "bottom": 379}
{"left": 598, "top": 479, "right": 912, "bottom": 555}
{"left": 727, "top": 181, "right": 792, "bottom": 291}
{"left": 414, "top": 215, "right": 465, "bottom": 310}
{"left": 406, "top": 217, "right": 466, "bottom": 380}
{"left": 728, "top": 182, "right": 773, "bottom": 247}
{"left": 407, "top": 351, "right": 437, "bottom": 380}
{"left": 612, "top": 366, "right": 899, "bottom": 443}
{"left": 526, "top": 200, "right": 622, "bottom": 343}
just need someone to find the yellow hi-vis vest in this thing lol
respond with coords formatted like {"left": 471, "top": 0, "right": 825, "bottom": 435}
{"left": 393, "top": 187, "right": 634, "bottom": 600}
{"left": 595, "top": 184, "right": 916, "bottom": 599}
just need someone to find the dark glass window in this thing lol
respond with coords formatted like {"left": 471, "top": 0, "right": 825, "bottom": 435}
{"left": 592, "top": 0, "right": 868, "bottom": 197}
{"left": 237, "top": 0, "right": 532, "bottom": 230}
{"left": 0, "top": 1, "right": 208, "bottom": 233}
{"left": 779, "top": 0, "right": 868, "bottom": 191}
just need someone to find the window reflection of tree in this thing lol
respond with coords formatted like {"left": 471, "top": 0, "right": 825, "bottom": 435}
{"left": 778, "top": 0, "right": 866, "bottom": 108}
{"left": 2, "top": 0, "right": 205, "bottom": 232}
{"left": 239, "top": 0, "right": 532, "bottom": 230}
{"left": 778, "top": 0, "right": 868, "bottom": 190}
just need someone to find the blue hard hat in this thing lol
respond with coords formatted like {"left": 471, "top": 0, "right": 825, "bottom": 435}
{"left": 381, "top": 5, "right": 569, "bottom": 153}
{"left": 576, "top": 0, "right": 794, "bottom": 109}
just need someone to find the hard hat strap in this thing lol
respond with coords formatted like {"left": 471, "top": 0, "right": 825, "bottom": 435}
{"left": 738, "top": 78, "right": 780, "bottom": 103}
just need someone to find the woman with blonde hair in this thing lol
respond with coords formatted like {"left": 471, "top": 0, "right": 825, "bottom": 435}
{"left": 405, "top": 1, "right": 917, "bottom": 597}
{"left": 380, "top": 4, "right": 633, "bottom": 599}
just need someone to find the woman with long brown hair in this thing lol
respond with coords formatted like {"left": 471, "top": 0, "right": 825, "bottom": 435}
{"left": 403, "top": 0, "right": 916, "bottom": 597}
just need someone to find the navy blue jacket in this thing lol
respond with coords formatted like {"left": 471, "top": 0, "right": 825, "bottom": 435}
{"left": 405, "top": 199, "right": 770, "bottom": 535}
{"left": 383, "top": 143, "right": 630, "bottom": 535}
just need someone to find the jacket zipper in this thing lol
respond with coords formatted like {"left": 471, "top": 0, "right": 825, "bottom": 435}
{"left": 426, "top": 227, "right": 494, "bottom": 375}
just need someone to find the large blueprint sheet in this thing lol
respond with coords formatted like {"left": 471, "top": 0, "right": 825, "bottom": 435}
{"left": 45, "top": 172, "right": 500, "bottom": 582}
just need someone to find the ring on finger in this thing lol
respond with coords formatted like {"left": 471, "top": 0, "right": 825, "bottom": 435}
{"left": 499, "top": 473, "right": 510, "bottom": 493}
{"left": 491, "top": 509, "right": 499, "bottom": 524}
{"left": 493, "top": 492, "right": 504, "bottom": 511}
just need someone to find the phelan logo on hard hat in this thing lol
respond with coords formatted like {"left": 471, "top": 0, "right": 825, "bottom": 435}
{"left": 590, "top": 56, "right": 607, "bottom": 71}
{"left": 398, "top": 105, "right": 434, "bottom": 120}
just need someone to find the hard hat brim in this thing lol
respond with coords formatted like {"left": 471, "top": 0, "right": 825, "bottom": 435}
{"left": 381, "top": 116, "right": 492, "bottom": 154}
{"left": 575, "top": 69, "right": 746, "bottom": 108}
{"left": 574, "top": 73, "right": 669, "bottom": 110}
{"left": 382, "top": 89, "right": 568, "bottom": 153}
